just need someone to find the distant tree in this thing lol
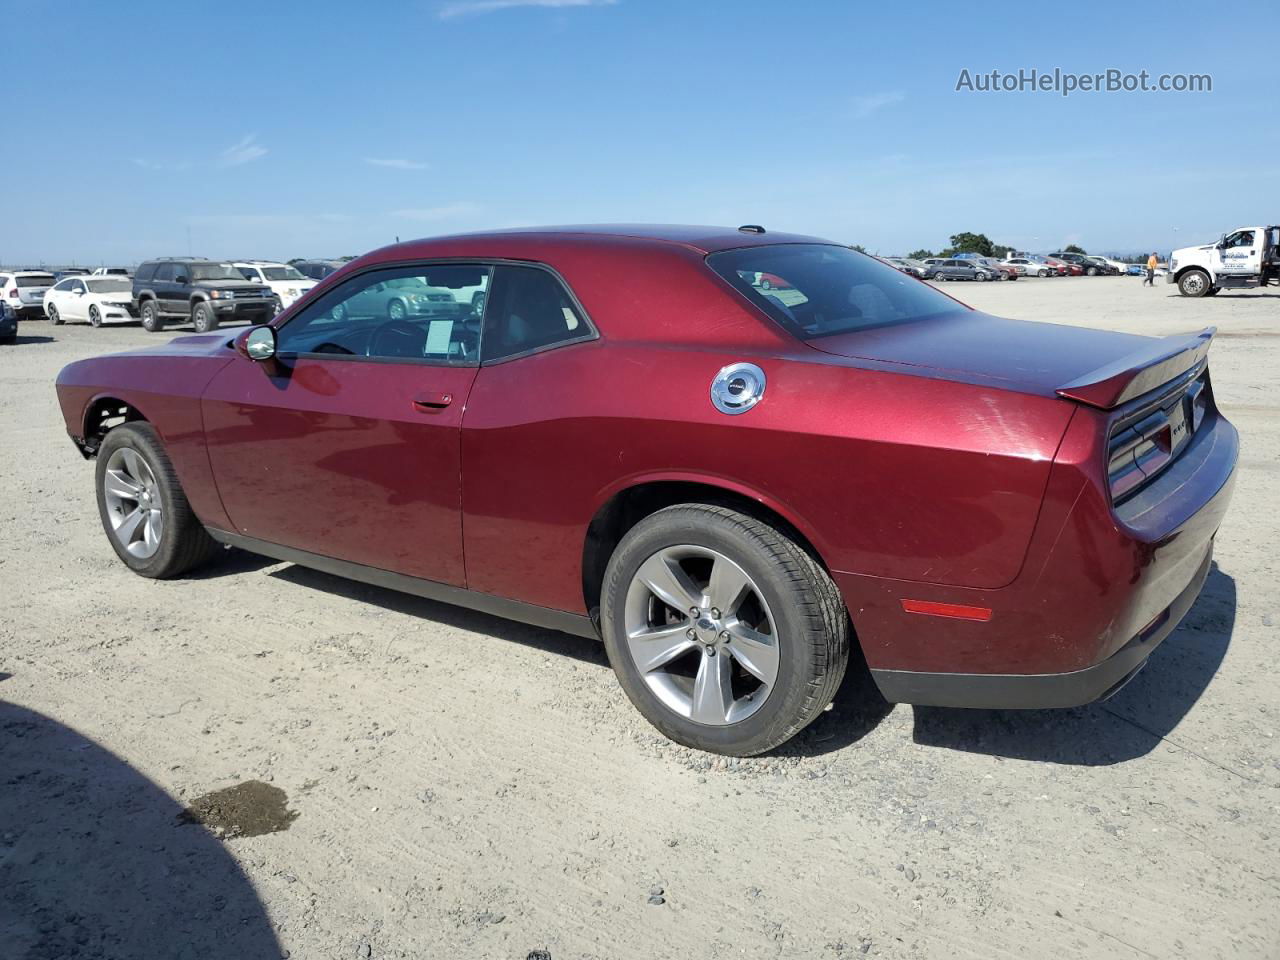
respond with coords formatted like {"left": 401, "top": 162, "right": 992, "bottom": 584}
{"left": 947, "top": 232, "right": 996, "bottom": 257}
{"left": 1063, "top": 243, "right": 1087, "bottom": 254}
{"left": 849, "top": 244, "right": 867, "bottom": 254}
{"left": 907, "top": 249, "right": 935, "bottom": 260}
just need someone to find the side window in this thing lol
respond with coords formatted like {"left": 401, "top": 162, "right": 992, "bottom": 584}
{"left": 153, "top": 263, "right": 176, "bottom": 282}
{"left": 52, "top": 279, "right": 72, "bottom": 291}
{"left": 238, "top": 266, "right": 261, "bottom": 281}
{"left": 276, "top": 264, "right": 489, "bottom": 364}
{"left": 482, "top": 265, "right": 592, "bottom": 363}
{"left": 1226, "top": 231, "right": 1254, "bottom": 248}
{"left": 71, "top": 280, "right": 86, "bottom": 294}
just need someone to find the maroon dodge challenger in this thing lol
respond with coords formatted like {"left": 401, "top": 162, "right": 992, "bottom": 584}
{"left": 56, "top": 226, "right": 1237, "bottom": 755}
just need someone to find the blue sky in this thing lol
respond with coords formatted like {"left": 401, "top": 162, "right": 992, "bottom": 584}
{"left": 4, "top": 0, "right": 1275, "bottom": 264}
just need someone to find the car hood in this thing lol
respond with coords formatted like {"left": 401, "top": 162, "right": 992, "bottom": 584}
{"left": 804, "top": 311, "right": 1154, "bottom": 396}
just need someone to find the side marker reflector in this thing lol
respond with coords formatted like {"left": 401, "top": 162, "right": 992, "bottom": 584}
{"left": 900, "top": 599, "right": 993, "bottom": 622}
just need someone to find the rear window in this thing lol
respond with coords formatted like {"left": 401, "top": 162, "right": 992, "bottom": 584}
{"left": 708, "top": 245, "right": 965, "bottom": 340}
{"left": 88, "top": 278, "right": 132, "bottom": 293}
{"left": 17, "top": 275, "right": 53, "bottom": 287}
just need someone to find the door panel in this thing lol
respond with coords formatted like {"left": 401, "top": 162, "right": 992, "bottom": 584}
{"left": 202, "top": 357, "right": 477, "bottom": 586}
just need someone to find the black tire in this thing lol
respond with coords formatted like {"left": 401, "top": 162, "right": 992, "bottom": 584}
{"left": 1086, "top": 266, "right": 1098, "bottom": 276}
{"left": 88, "top": 305, "right": 103, "bottom": 327}
{"left": 140, "top": 300, "right": 163, "bottom": 332}
{"left": 47, "top": 304, "right": 63, "bottom": 325}
{"left": 601, "top": 504, "right": 850, "bottom": 756}
{"left": 95, "top": 422, "right": 220, "bottom": 578}
{"left": 191, "top": 301, "right": 219, "bottom": 333}
{"left": 1178, "top": 269, "right": 1211, "bottom": 298}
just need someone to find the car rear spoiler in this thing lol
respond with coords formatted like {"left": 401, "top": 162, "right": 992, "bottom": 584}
{"left": 1056, "top": 327, "right": 1215, "bottom": 409}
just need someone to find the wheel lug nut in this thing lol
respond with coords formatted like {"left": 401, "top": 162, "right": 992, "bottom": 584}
{"left": 689, "top": 607, "right": 699, "bottom": 617}
{"left": 711, "top": 608, "right": 721, "bottom": 619}
{"left": 686, "top": 628, "right": 696, "bottom": 639}
{"left": 720, "top": 631, "right": 730, "bottom": 642}
{"left": 706, "top": 647, "right": 716, "bottom": 657}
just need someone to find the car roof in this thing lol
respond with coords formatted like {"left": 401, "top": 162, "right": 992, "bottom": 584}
{"left": 373, "top": 224, "right": 836, "bottom": 259}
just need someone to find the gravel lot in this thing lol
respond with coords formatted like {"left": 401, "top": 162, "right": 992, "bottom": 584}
{"left": 2, "top": 277, "right": 1277, "bottom": 960}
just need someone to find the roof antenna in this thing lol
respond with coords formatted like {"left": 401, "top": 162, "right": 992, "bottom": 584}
{"left": 738, "top": 224, "right": 766, "bottom": 234}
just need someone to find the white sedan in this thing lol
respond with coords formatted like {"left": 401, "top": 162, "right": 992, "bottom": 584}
{"left": 233, "top": 261, "right": 317, "bottom": 311}
{"left": 43, "top": 275, "right": 137, "bottom": 327}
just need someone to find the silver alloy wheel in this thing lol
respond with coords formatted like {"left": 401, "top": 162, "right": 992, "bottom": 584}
{"left": 623, "top": 545, "right": 780, "bottom": 726}
{"left": 102, "top": 447, "right": 164, "bottom": 559}
{"left": 388, "top": 299, "right": 406, "bottom": 320}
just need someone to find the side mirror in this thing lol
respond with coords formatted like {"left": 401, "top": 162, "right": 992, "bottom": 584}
{"left": 235, "top": 325, "right": 277, "bottom": 361}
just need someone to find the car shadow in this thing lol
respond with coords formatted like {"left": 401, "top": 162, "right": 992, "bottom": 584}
{"left": 774, "top": 639, "right": 896, "bottom": 757}
{"left": 0, "top": 700, "right": 282, "bottom": 958}
{"left": 5, "top": 335, "right": 55, "bottom": 345}
{"left": 908, "top": 564, "right": 1236, "bottom": 765}
{"left": 267, "top": 564, "right": 610, "bottom": 668}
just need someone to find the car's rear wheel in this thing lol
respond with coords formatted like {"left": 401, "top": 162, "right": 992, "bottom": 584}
{"left": 47, "top": 304, "right": 63, "bottom": 325}
{"left": 95, "top": 422, "right": 220, "bottom": 578}
{"left": 191, "top": 301, "right": 219, "bottom": 333}
{"left": 1178, "top": 269, "right": 1211, "bottom": 297}
{"left": 387, "top": 298, "right": 407, "bottom": 321}
{"left": 88, "top": 305, "right": 103, "bottom": 327}
{"left": 140, "top": 300, "right": 163, "bottom": 332}
{"left": 601, "top": 504, "right": 849, "bottom": 756}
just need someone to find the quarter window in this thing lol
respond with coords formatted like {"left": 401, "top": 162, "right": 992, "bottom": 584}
{"left": 276, "top": 264, "right": 489, "bottom": 364}
{"left": 481, "top": 265, "right": 592, "bottom": 363}
{"left": 153, "top": 263, "right": 177, "bottom": 282}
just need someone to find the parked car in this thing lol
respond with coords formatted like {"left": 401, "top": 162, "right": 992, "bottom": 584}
{"left": 1, "top": 270, "right": 54, "bottom": 318}
{"left": 931, "top": 258, "right": 997, "bottom": 281}
{"left": 1051, "top": 252, "right": 1108, "bottom": 276}
{"left": 885, "top": 257, "right": 933, "bottom": 279}
{"left": 44, "top": 275, "right": 138, "bottom": 327}
{"left": 132, "top": 258, "right": 276, "bottom": 333}
{"left": 1002, "top": 257, "right": 1047, "bottom": 277}
{"left": 0, "top": 299, "right": 15, "bottom": 343}
{"left": 976, "top": 257, "right": 1017, "bottom": 280}
{"left": 233, "top": 261, "right": 319, "bottom": 312}
{"left": 91, "top": 267, "right": 132, "bottom": 277}
{"left": 55, "top": 225, "right": 1237, "bottom": 756}
{"left": 53, "top": 268, "right": 91, "bottom": 282}
{"left": 1044, "top": 257, "right": 1080, "bottom": 276}
{"left": 293, "top": 259, "right": 346, "bottom": 281}
{"left": 756, "top": 271, "right": 792, "bottom": 290}
{"left": 329, "top": 274, "right": 463, "bottom": 322}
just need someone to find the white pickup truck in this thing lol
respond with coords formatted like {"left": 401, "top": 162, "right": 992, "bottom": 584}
{"left": 1167, "top": 225, "right": 1280, "bottom": 297}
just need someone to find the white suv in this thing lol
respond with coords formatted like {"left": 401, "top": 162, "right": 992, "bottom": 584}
{"left": 233, "top": 261, "right": 317, "bottom": 312}
{"left": 1, "top": 270, "right": 55, "bottom": 318}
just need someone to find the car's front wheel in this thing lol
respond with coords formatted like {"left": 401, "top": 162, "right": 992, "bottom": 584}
{"left": 89, "top": 305, "right": 103, "bottom": 327}
{"left": 191, "top": 301, "right": 219, "bottom": 333}
{"left": 601, "top": 504, "right": 849, "bottom": 756}
{"left": 95, "top": 422, "right": 220, "bottom": 578}
{"left": 1178, "top": 269, "right": 1211, "bottom": 297}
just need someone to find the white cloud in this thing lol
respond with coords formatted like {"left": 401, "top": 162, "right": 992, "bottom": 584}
{"left": 390, "top": 202, "right": 482, "bottom": 221}
{"left": 218, "top": 134, "right": 268, "bottom": 167}
{"left": 364, "top": 157, "right": 430, "bottom": 170}
{"left": 851, "top": 91, "right": 905, "bottom": 119}
{"left": 438, "top": 0, "right": 616, "bottom": 20}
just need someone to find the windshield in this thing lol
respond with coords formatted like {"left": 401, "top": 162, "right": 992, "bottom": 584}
{"left": 17, "top": 275, "right": 54, "bottom": 287}
{"left": 707, "top": 244, "right": 966, "bottom": 340}
{"left": 263, "top": 266, "right": 306, "bottom": 281}
{"left": 190, "top": 263, "right": 248, "bottom": 281}
{"left": 87, "top": 278, "right": 132, "bottom": 293}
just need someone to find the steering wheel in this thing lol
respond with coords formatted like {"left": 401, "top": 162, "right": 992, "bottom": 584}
{"left": 367, "top": 319, "right": 424, "bottom": 358}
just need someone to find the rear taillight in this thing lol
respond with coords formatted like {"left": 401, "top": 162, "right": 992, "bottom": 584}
{"left": 1107, "top": 371, "right": 1208, "bottom": 502}
{"left": 7, "top": 289, "right": 15, "bottom": 298}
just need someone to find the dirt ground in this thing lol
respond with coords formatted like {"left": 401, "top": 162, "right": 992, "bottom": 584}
{"left": 2, "top": 276, "right": 1277, "bottom": 960}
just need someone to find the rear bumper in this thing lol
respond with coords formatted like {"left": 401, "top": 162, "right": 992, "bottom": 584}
{"left": 870, "top": 544, "right": 1213, "bottom": 708}
{"left": 838, "top": 406, "right": 1237, "bottom": 706}
{"left": 15, "top": 303, "right": 45, "bottom": 318}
